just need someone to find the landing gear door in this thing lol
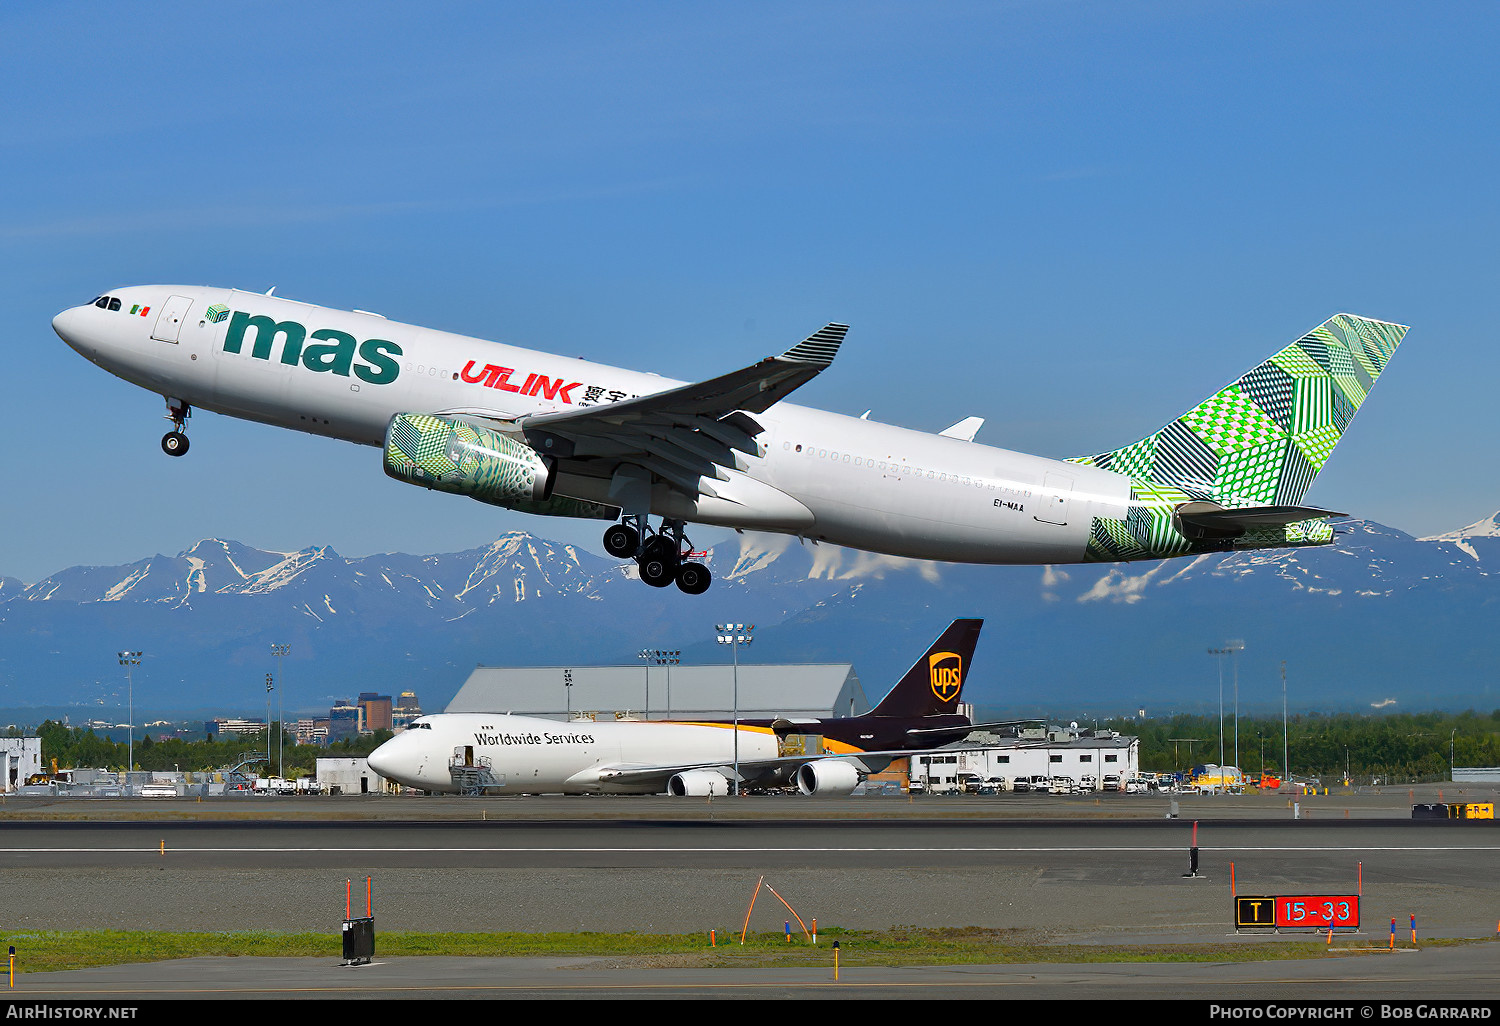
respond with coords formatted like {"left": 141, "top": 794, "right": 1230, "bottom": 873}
{"left": 151, "top": 295, "right": 195, "bottom": 343}
{"left": 1034, "top": 472, "right": 1073, "bottom": 526}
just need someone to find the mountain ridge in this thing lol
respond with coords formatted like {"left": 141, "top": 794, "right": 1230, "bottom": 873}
{"left": 0, "top": 513, "right": 1494, "bottom": 718}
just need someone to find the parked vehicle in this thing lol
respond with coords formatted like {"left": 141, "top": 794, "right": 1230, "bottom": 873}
{"left": 1011, "top": 777, "right": 1031, "bottom": 793}
{"left": 985, "top": 776, "right": 1009, "bottom": 792}
{"left": 1079, "top": 774, "right": 1098, "bottom": 791}
{"left": 1048, "top": 776, "right": 1075, "bottom": 795}
{"left": 1026, "top": 774, "right": 1052, "bottom": 794}
{"left": 1102, "top": 774, "right": 1123, "bottom": 792}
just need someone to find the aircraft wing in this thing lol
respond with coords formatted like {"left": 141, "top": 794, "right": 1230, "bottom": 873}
{"left": 451, "top": 324, "right": 848, "bottom": 499}
{"left": 591, "top": 740, "right": 993, "bottom": 789}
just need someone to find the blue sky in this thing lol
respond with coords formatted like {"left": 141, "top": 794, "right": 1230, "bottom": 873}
{"left": 2, "top": 1, "right": 1496, "bottom": 582}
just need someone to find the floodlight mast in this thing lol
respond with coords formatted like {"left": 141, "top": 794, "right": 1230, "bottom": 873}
{"left": 1207, "top": 647, "right": 1229, "bottom": 776}
{"left": 639, "top": 649, "right": 681, "bottom": 719}
{"left": 117, "top": 651, "right": 142, "bottom": 778}
{"left": 715, "top": 625, "right": 754, "bottom": 794}
{"left": 271, "top": 643, "right": 290, "bottom": 779}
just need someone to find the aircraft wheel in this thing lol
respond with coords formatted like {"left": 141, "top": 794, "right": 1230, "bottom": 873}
{"left": 675, "top": 561, "right": 712, "bottom": 595}
{"left": 641, "top": 535, "right": 678, "bottom": 563}
{"left": 161, "top": 431, "right": 190, "bottom": 457}
{"left": 638, "top": 556, "right": 675, "bottom": 588}
{"left": 602, "top": 523, "right": 639, "bottom": 558}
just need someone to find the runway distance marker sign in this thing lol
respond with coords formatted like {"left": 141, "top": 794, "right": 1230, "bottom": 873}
{"left": 1236, "top": 894, "right": 1360, "bottom": 929}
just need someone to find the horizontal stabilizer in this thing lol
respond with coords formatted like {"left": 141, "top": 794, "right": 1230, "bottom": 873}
{"left": 1174, "top": 502, "right": 1346, "bottom": 542}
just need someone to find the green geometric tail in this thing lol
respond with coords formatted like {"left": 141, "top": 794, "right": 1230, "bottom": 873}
{"left": 1069, "top": 313, "right": 1408, "bottom": 561}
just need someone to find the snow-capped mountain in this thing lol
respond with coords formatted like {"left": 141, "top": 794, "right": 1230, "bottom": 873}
{"left": 0, "top": 513, "right": 1495, "bottom": 717}
{"left": 1420, "top": 512, "right": 1500, "bottom": 565}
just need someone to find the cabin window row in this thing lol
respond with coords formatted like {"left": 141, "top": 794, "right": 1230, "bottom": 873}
{"left": 781, "top": 440, "right": 1032, "bottom": 496}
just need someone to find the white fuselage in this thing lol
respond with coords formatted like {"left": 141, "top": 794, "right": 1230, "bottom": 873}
{"left": 53, "top": 285, "right": 1133, "bottom": 563}
{"left": 367, "top": 713, "right": 778, "bottom": 794}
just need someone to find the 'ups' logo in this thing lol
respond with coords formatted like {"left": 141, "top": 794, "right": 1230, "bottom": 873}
{"left": 928, "top": 652, "right": 963, "bottom": 703}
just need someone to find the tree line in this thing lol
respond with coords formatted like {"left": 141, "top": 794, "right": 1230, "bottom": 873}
{"left": 9, "top": 709, "right": 1500, "bottom": 784}
{"left": 1102, "top": 709, "right": 1500, "bottom": 783}
{"left": 8, "top": 721, "right": 392, "bottom": 779}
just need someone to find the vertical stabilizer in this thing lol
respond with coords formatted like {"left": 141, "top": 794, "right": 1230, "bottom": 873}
{"left": 1070, "top": 314, "right": 1408, "bottom": 561}
{"left": 1074, "top": 314, "right": 1407, "bottom": 507}
{"left": 869, "top": 619, "right": 983, "bottom": 718}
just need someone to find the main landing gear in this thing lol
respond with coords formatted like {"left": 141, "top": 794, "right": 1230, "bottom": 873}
{"left": 603, "top": 517, "right": 713, "bottom": 595}
{"left": 161, "top": 397, "right": 191, "bottom": 457}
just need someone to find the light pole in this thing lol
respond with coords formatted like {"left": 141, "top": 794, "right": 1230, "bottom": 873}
{"left": 1281, "top": 660, "right": 1289, "bottom": 785}
{"left": 1168, "top": 738, "right": 1204, "bottom": 777}
{"left": 636, "top": 650, "right": 652, "bottom": 719}
{"left": 1451, "top": 728, "right": 1457, "bottom": 781}
{"left": 270, "top": 643, "right": 290, "bottom": 779}
{"left": 265, "top": 673, "right": 274, "bottom": 768}
{"left": 117, "top": 651, "right": 141, "bottom": 777}
{"left": 1208, "top": 647, "right": 1229, "bottom": 773}
{"left": 640, "top": 649, "right": 680, "bottom": 719}
{"left": 563, "top": 668, "right": 573, "bottom": 719}
{"left": 1227, "top": 640, "right": 1244, "bottom": 772}
{"left": 716, "top": 624, "right": 753, "bottom": 794}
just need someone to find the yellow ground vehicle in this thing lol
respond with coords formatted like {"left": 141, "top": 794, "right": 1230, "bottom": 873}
{"left": 25, "top": 758, "right": 70, "bottom": 786}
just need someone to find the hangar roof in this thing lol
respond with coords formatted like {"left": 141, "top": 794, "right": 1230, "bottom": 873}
{"left": 446, "top": 663, "right": 868, "bottom": 721}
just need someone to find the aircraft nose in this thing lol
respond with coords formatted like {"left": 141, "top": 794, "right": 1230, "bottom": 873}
{"left": 367, "top": 734, "right": 414, "bottom": 785}
{"left": 52, "top": 306, "right": 88, "bottom": 352}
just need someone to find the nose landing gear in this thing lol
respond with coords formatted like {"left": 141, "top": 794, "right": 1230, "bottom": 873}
{"left": 161, "top": 397, "right": 192, "bottom": 457}
{"left": 602, "top": 517, "right": 713, "bottom": 594}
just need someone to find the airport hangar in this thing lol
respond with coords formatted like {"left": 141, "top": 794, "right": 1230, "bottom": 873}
{"left": 446, "top": 661, "right": 871, "bottom": 721}
{"left": 443, "top": 663, "right": 1140, "bottom": 791}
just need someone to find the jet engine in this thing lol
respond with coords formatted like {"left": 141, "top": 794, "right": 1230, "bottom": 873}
{"left": 384, "top": 413, "right": 618, "bottom": 520}
{"left": 794, "top": 760, "right": 861, "bottom": 796}
{"left": 667, "top": 769, "right": 732, "bottom": 797}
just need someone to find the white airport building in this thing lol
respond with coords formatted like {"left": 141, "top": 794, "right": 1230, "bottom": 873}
{"left": 0, "top": 737, "right": 43, "bottom": 791}
{"left": 913, "top": 724, "right": 1140, "bottom": 792}
{"left": 315, "top": 757, "right": 393, "bottom": 796}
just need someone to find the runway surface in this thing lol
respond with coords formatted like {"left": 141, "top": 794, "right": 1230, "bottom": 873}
{"left": 2, "top": 786, "right": 1496, "bottom": 1000}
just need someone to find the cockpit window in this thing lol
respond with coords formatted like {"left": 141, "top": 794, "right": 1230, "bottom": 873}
{"left": 107, "top": 298, "right": 122, "bottom": 312}
{"left": 94, "top": 297, "right": 109, "bottom": 309}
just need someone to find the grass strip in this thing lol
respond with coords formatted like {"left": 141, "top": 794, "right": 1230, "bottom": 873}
{"left": 2, "top": 927, "right": 1490, "bottom": 974}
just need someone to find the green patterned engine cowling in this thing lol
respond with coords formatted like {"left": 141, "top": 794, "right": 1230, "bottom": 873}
{"left": 1069, "top": 313, "right": 1407, "bottom": 562}
{"left": 384, "top": 413, "right": 620, "bottom": 520}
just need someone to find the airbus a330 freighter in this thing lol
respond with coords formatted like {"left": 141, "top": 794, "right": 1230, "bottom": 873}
{"left": 367, "top": 618, "right": 1013, "bottom": 795}
{"left": 53, "top": 287, "right": 1407, "bottom": 594}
